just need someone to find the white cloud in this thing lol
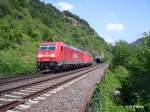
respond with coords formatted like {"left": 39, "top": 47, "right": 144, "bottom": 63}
{"left": 55, "top": 2, "right": 74, "bottom": 11}
{"left": 105, "top": 23, "right": 125, "bottom": 32}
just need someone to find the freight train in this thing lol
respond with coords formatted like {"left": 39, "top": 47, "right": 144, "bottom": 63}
{"left": 37, "top": 42, "right": 93, "bottom": 71}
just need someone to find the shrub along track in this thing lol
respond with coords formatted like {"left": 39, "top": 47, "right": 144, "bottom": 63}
{"left": 0, "top": 65, "right": 102, "bottom": 112}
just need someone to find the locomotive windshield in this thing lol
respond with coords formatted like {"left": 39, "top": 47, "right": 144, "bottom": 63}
{"left": 40, "top": 45, "right": 56, "bottom": 51}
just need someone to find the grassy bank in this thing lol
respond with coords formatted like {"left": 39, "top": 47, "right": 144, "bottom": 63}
{"left": 87, "top": 66, "right": 129, "bottom": 112}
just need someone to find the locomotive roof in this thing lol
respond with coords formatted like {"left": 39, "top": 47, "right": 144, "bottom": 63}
{"left": 41, "top": 42, "right": 63, "bottom": 45}
{"left": 41, "top": 41, "right": 91, "bottom": 55}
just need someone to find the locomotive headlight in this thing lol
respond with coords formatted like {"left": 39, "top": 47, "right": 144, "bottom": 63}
{"left": 38, "top": 54, "right": 42, "bottom": 58}
{"left": 50, "top": 54, "right": 55, "bottom": 57}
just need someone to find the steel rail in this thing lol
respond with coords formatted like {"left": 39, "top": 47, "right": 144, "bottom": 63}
{"left": 0, "top": 65, "right": 98, "bottom": 95}
{"left": 0, "top": 66, "right": 101, "bottom": 112}
{"left": 0, "top": 65, "right": 95, "bottom": 85}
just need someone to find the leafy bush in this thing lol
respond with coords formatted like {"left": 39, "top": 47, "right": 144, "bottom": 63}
{"left": 0, "top": 43, "right": 37, "bottom": 78}
{"left": 110, "top": 32, "right": 150, "bottom": 111}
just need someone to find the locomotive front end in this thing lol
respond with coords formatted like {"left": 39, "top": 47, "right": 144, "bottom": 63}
{"left": 37, "top": 44, "right": 57, "bottom": 70}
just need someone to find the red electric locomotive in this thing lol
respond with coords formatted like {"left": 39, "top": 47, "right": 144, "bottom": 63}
{"left": 37, "top": 42, "right": 93, "bottom": 71}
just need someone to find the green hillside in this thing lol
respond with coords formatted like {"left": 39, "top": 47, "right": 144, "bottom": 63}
{"left": 0, "top": 0, "right": 109, "bottom": 77}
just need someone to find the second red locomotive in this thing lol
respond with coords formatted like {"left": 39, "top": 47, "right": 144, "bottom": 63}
{"left": 37, "top": 42, "right": 93, "bottom": 71}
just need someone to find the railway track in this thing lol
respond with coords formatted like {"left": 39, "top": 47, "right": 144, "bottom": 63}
{"left": 0, "top": 65, "right": 102, "bottom": 112}
{"left": 0, "top": 65, "right": 97, "bottom": 95}
{"left": 0, "top": 66, "right": 91, "bottom": 85}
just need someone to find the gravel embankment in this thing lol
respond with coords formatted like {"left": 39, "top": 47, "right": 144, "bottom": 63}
{"left": 18, "top": 64, "right": 108, "bottom": 112}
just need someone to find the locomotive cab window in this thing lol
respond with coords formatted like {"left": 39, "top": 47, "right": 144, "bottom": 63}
{"left": 48, "top": 45, "right": 56, "bottom": 51}
{"left": 40, "top": 46, "right": 47, "bottom": 50}
{"left": 40, "top": 45, "right": 56, "bottom": 51}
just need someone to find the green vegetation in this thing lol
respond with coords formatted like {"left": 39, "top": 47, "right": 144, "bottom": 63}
{"left": 0, "top": 0, "right": 109, "bottom": 77}
{"left": 88, "top": 32, "right": 150, "bottom": 112}
{"left": 88, "top": 67, "right": 129, "bottom": 112}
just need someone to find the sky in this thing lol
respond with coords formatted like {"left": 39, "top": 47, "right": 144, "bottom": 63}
{"left": 40, "top": 0, "right": 150, "bottom": 44}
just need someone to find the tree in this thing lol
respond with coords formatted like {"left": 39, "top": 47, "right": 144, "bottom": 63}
{"left": 112, "top": 41, "right": 133, "bottom": 68}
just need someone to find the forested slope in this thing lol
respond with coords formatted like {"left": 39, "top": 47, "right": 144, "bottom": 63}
{"left": 0, "top": 0, "right": 109, "bottom": 77}
{"left": 88, "top": 31, "right": 150, "bottom": 112}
